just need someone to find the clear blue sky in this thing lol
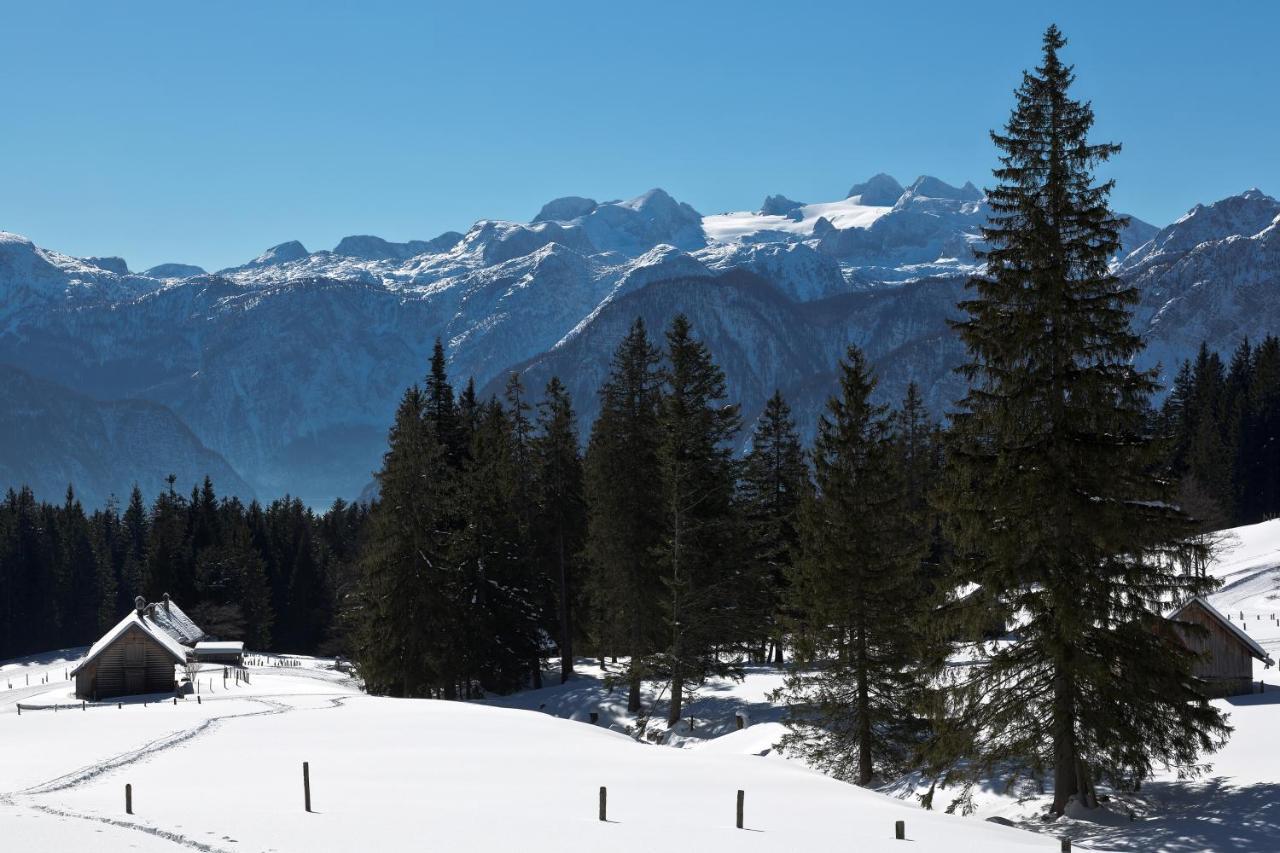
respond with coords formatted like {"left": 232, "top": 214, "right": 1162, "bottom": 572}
{"left": 2, "top": 1, "right": 1276, "bottom": 271}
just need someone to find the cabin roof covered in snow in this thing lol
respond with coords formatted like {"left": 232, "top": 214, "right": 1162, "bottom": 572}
{"left": 1171, "top": 596, "right": 1273, "bottom": 664}
{"left": 147, "top": 597, "right": 206, "bottom": 645}
{"left": 194, "top": 641, "right": 244, "bottom": 654}
{"left": 69, "top": 609, "right": 191, "bottom": 676}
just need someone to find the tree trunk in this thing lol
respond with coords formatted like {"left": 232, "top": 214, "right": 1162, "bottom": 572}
{"left": 628, "top": 666, "right": 642, "bottom": 713}
{"left": 1051, "top": 669, "right": 1078, "bottom": 815}
{"left": 628, "top": 610, "right": 643, "bottom": 712}
{"left": 667, "top": 671, "right": 683, "bottom": 726}
{"left": 557, "top": 529, "right": 573, "bottom": 684}
{"left": 856, "top": 625, "right": 873, "bottom": 787}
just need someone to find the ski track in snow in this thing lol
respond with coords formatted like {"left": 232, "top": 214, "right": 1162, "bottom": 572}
{"left": 2, "top": 680, "right": 352, "bottom": 852}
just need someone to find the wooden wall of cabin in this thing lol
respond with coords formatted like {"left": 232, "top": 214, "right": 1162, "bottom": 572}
{"left": 1173, "top": 602, "right": 1255, "bottom": 697}
{"left": 74, "top": 626, "right": 180, "bottom": 699}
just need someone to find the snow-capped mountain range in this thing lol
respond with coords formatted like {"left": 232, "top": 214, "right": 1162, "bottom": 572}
{"left": 1, "top": 175, "right": 1274, "bottom": 507}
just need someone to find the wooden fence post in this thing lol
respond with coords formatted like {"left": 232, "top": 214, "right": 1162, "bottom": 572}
{"left": 1060, "top": 838, "right": 1071, "bottom": 852}
{"left": 735, "top": 714, "right": 744, "bottom": 730}
{"left": 303, "top": 761, "right": 311, "bottom": 812}
{"left": 598, "top": 786, "right": 607, "bottom": 821}
{"left": 736, "top": 789, "right": 744, "bottom": 829}
{"left": 895, "top": 819, "right": 905, "bottom": 840}
{"left": 126, "top": 783, "right": 133, "bottom": 815}
{"left": 589, "top": 711, "right": 599, "bottom": 724}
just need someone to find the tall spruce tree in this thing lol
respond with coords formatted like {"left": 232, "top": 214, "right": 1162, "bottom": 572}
{"left": 942, "top": 25, "right": 1227, "bottom": 815}
{"left": 533, "top": 377, "right": 587, "bottom": 684}
{"left": 355, "top": 384, "right": 454, "bottom": 696}
{"left": 653, "top": 315, "right": 744, "bottom": 725}
{"left": 740, "top": 390, "right": 810, "bottom": 665}
{"left": 779, "top": 346, "right": 934, "bottom": 786}
{"left": 584, "top": 318, "right": 665, "bottom": 713}
{"left": 449, "top": 397, "right": 545, "bottom": 695}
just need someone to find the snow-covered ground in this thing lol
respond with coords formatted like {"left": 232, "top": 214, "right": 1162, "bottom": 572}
{"left": 1, "top": 658, "right": 1063, "bottom": 850}
{"left": 5, "top": 521, "right": 1280, "bottom": 851}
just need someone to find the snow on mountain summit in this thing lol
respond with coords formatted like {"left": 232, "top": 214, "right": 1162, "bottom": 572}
{"left": 1120, "top": 188, "right": 1280, "bottom": 269}
{"left": 702, "top": 195, "right": 893, "bottom": 245}
{"left": 899, "top": 175, "right": 983, "bottom": 203}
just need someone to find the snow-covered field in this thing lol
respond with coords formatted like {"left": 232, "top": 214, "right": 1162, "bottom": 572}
{"left": 4, "top": 520, "right": 1280, "bottom": 852}
{"left": 0, "top": 657, "right": 1058, "bottom": 852}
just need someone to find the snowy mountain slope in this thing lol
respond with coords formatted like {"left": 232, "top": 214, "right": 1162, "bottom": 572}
{"left": 0, "top": 231, "right": 162, "bottom": 320}
{"left": 1121, "top": 190, "right": 1280, "bottom": 387}
{"left": 0, "top": 363, "right": 252, "bottom": 506}
{"left": 0, "top": 182, "right": 1266, "bottom": 507}
{"left": 487, "top": 270, "right": 969, "bottom": 444}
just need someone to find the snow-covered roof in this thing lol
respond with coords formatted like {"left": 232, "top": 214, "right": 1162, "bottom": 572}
{"left": 147, "top": 597, "right": 206, "bottom": 645}
{"left": 1170, "top": 596, "right": 1273, "bottom": 664}
{"left": 194, "top": 641, "right": 244, "bottom": 654}
{"left": 69, "top": 610, "right": 190, "bottom": 676}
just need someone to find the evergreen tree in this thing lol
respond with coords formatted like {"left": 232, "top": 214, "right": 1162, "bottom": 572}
{"left": 779, "top": 347, "right": 934, "bottom": 786}
{"left": 740, "top": 390, "right": 810, "bottom": 665}
{"left": 942, "top": 26, "right": 1226, "bottom": 815}
{"left": 450, "top": 398, "right": 545, "bottom": 695}
{"left": 119, "top": 485, "right": 149, "bottom": 613}
{"left": 584, "top": 318, "right": 665, "bottom": 713}
{"left": 653, "top": 315, "right": 745, "bottom": 725}
{"left": 533, "top": 377, "right": 587, "bottom": 684}
{"left": 145, "top": 475, "right": 193, "bottom": 602}
{"left": 355, "top": 385, "right": 454, "bottom": 696}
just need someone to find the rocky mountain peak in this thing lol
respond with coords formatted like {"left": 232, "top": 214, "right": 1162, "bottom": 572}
{"left": 846, "top": 173, "right": 904, "bottom": 205}
{"left": 532, "top": 196, "right": 599, "bottom": 223}
{"left": 82, "top": 256, "right": 130, "bottom": 275}
{"left": 250, "top": 240, "right": 309, "bottom": 267}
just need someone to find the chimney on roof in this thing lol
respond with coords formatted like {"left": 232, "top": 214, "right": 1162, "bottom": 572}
{"left": 163, "top": 593, "right": 171, "bottom": 613}
{"left": 134, "top": 595, "right": 146, "bottom": 615}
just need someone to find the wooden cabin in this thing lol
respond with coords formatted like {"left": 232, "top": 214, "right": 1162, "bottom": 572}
{"left": 193, "top": 641, "right": 245, "bottom": 665}
{"left": 1168, "top": 597, "right": 1273, "bottom": 697}
{"left": 70, "top": 596, "right": 195, "bottom": 700}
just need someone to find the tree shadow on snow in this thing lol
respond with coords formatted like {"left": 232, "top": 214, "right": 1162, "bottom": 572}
{"left": 1077, "top": 777, "right": 1280, "bottom": 853}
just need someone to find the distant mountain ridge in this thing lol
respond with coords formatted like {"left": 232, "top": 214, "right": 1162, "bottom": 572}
{"left": 0, "top": 177, "right": 1273, "bottom": 507}
{"left": 0, "top": 363, "right": 252, "bottom": 508}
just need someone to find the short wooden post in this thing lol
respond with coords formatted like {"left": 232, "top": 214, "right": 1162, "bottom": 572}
{"left": 735, "top": 714, "right": 744, "bottom": 730}
{"left": 118, "top": 703, "right": 122, "bottom": 709}
{"left": 598, "top": 785, "right": 607, "bottom": 821}
{"left": 736, "top": 789, "right": 744, "bottom": 829}
{"left": 303, "top": 761, "right": 311, "bottom": 812}
{"left": 688, "top": 717, "right": 695, "bottom": 732}
{"left": 1060, "top": 838, "right": 1071, "bottom": 852}
{"left": 895, "top": 819, "right": 905, "bottom": 840}
{"left": 126, "top": 783, "right": 133, "bottom": 815}
{"left": 198, "top": 695, "right": 202, "bottom": 705}
{"left": 82, "top": 701, "right": 85, "bottom": 711}
{"left": 589, "top": 711, "right": 599, "bottom": 724}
